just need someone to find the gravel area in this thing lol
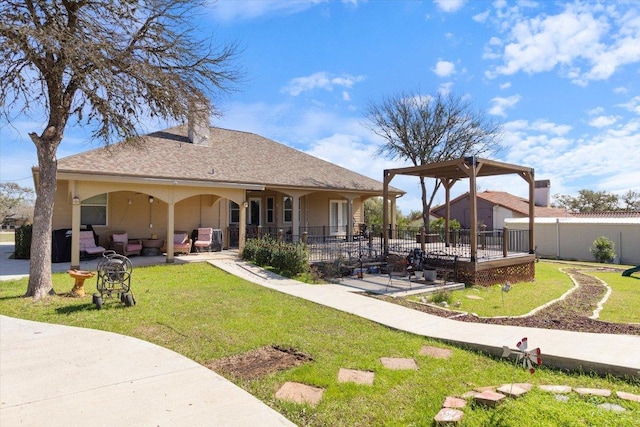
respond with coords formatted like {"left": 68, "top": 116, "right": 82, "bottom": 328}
{"left": 380, "top": 267, "right": 640, "bottom": 336}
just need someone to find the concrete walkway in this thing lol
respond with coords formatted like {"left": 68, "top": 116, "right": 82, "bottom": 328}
{"left": 1, "top": 243, "right": 639, "bottom": 426}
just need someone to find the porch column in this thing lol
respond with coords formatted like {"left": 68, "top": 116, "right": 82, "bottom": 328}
{"left": 239, "top": 198, "right": 247, "bottom": 252}
{"left": 292, "top": 195, "right": 300, "bottom": 242}
{"left": 70, "top": 193, "right": 81, "bottom": 269}
{"left": 382, "top": 170, "right": 392, "bottom": 254}
{"left": 166, "top": 202, "right": 175, "bottom": 263}
{"left": 528, "top": 174, "right": 536, "bottom": 254}
{"left": 345, "top": 195, "right": 358, "bottom": 242}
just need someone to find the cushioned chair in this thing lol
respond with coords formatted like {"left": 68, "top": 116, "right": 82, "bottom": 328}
{"left": 109, "top": 232, "right": 142, "bottom": 257}
{"left": 79, "top": 230, "right": 105, "bottom": 258}
{"left": 161, "top": 231, "right": 192, "bottom": 255}
{"left": 194, "top": 227, "right": 213, "bottom": 252}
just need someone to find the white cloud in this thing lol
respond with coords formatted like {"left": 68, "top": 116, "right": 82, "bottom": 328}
{"left": 488, "top": 95, "right": 520, "bottom": 117}
{"left": 589, "top": 115, "right": 618, "bottom": 128}
{"left": 486, "top": 2, "right": 640, "bottom": 85}
{"left": 432, "top": 60, "right": 456, "bottom": 77}
{"left": 281, "top": 72, "right": 365, "bottom": 96}
{"left": 434, "top": 0, "right": 466, "bottom": 13}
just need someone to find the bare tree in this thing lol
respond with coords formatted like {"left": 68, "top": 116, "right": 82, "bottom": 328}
{"left": 364, "top": 91, "right": 501, "bottom": 231}
{"left": 0, "top": 0, "right": 241, "bottom": 299}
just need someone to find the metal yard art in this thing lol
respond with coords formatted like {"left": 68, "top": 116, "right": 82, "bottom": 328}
{"left": 502, "top": 337, "right": 542, "bottom": 373}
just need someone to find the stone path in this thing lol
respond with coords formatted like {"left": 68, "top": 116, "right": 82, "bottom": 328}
{"left": 273, "top": 344, "right": 640, "bottom": 424}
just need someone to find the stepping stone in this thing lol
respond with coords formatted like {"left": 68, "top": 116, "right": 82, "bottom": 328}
{"left": 338, "top": 368, "right": 375, "bottom": 385}
{"left": 443, "top": 396, "right": 466, "bottom": 408}
{"left": 461, "top": 390, "right": 479, "bottom": 399}
{"left": 465, "top": 295, "right": 483, "bottom": 300}
{"left": 275, "top": 381, "right": 324, "bottom": 406}
{"left": 555, "top": 395, "right": 570, "bottom": 402}
{"left": 474, "top": 390, "right": 506, "bottom": 407}
{"left": 419, "top": 345, "right": 453, "bottom": 359}
{"left": 598, "top": 403, "right": 626, "bottom": 413}
{"left": 574, "top": 387, "right": 611, "bottom": 397}
{"left": 617, "top": 391, "right": 640, "bottom": 402}
{"left": 434, "top": 407, "right": 464, "bottom": 425}
{"left": 497, "top": 384, "right": 529, "bottom": 398}
{"left": 380, "top": 357, "right": 418, "bottom": 370}
{"left": 539, "top": 385, "right": 572, "bottom": 394}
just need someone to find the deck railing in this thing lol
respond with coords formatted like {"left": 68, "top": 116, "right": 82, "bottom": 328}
{"left": 244, "top": 226, "right": 530, "bottom": 264}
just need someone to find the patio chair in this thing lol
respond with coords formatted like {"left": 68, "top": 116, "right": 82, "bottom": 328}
{"left": 194, "top": 227, "right": 213, "bottom": 252}
{"left": 109, "top": 232, "right": 142, "bottom": 257}
{"left": 385, "top": 254, "right": 414, "bottom": 290}
{"left": 78, "top": 230, "right": 106, "bottom": 258}
{"left": 161, "top": 231, "right": 192, "bottom": 255}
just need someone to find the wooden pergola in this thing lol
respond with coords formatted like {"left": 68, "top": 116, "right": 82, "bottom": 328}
{"left": 383, "top": 156, "right": 536, "bottom": 284}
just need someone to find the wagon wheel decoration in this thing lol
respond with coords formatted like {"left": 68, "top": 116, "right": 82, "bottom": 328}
{"left": 502, "top": 337, "right": 542, "bottom": 373}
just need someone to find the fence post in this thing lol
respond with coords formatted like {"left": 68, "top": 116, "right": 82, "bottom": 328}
{"left": 419, "top": 226, "right": 426, "bottom": 252}
{"left": 503, "top": 226, "right": 509, "bottom": 258}
{"left": 481, "top": 224, "right": 487, "bottom": 249}
{"left": 302, "top": 231, "right": 308, "bottom": 245}
{"left": 278, "top": 229, "right": 284, "bottom": 243}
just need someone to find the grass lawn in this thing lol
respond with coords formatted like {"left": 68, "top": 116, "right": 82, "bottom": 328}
{"left": 589, "top": 270, "right": 640, "bottom": 323}
{"left": 0, "top": 231, "right": 15, "bottom": 243}
{"left": 409, "top": 261, "right": 576, "bottom": 317}
{"left": 0, "top": 262, "right": 639, "bottom": 426}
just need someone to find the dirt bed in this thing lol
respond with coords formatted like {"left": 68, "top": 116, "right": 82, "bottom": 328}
{"left": 380, "top": 268, "right": 640, "bottom": 336}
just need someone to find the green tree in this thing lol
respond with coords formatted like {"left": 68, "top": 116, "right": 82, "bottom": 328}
{"left": 0, "top": 0, "right": 241, "bottom": 299}
{"left": 364, "top": 91, "right": 501, "bottom": 231}
{"left": 363, "top": 197, "right": 409, "bottom": 233}
{"left": 621, "top": 190, "right": 640, "bottom": 211}
{"left": 0, "top": 182, "right": 34, "bottom": 225}
{"left": 553, "top": 189, "right": 620, "bottom": 212}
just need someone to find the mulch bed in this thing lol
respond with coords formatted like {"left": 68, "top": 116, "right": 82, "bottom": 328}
{"left": 379, "top": 267, "right": 640, "bottom": 336}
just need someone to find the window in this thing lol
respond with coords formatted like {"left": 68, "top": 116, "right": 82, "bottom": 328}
{"left": 329, "top": 199, "right": 349, "bottom": 236}
{"left": 229, "top": 201, "right": 239, "bottom": 224}
{"left": 81, "top": 194, "right": 107, "bottom": 226}
{"left": 283, "top": 196, "right": 293, "bottom": 223}
{"left": 266, "top": 197, "right": 274, "bottom": 223}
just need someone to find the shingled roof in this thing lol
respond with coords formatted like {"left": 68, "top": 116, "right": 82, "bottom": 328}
{"left": 54, "top": 125, "right": 404, "bottom": 195}
{"left": 436, "top": 190, "right": 570, "bottom": 217}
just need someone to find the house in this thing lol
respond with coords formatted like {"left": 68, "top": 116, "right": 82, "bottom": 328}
{"left": 36, "top": 112, "right": 405, "bottom": 269}
{"left": 431, "top": 180, "right": 570, "bottom": 230}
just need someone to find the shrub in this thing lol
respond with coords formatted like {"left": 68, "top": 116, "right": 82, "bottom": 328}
{"left": 241, "top": 237, "right": 308, "bottom": 277}
{"left": 14, "top": 224, "right": 31, "bottom": 259}
{"left": 590, "top": 236, "right": 616, "bottom": 263}
{"left": 430, "top": 289, "right": 452, "bottom": 305}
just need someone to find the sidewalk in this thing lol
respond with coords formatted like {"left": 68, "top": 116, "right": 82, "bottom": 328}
{"left": 1, "top": 245, "right": 639, "bottom": 426}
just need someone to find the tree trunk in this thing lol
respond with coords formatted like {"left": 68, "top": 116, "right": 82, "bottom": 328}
{"left": 420, "top": 177, "right": 431, "bottom": 233}
{"left": 25, "top": 131, "right": 59, "bottom": 299}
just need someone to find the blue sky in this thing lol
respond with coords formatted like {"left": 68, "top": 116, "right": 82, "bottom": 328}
{"left": 1, "top": 0, "right": 639, "bottom": 214}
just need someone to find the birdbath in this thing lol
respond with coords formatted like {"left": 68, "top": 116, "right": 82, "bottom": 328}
{"left": 68, "top": 269, "right": 95, "bottom": 297}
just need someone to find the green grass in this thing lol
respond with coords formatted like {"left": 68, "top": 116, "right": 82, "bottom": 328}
{"left": 589, "top": 270, "right": 640, "bottom": 323}
{"left": 0, "top": 231, "right": 15, "bottom": 243}
{"left": 1, "top": 262, "right": 638, "bottom": 426}
{"left": 411, "top": 261, "right": 575, "bottom": 317}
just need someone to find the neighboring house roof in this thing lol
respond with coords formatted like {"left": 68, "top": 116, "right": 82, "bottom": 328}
{"left": 432, "top": 190, "right": 570, "bottom": 217}
{"left": 568, "top": 211, "right": 640, "bottom": 218}
{"left": 52, "top": 125, "right": 404, "bottom": 195}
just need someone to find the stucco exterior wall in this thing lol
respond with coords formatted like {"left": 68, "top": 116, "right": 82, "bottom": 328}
{"left": 506, "top": 218, "right": 640, "bottom": 265}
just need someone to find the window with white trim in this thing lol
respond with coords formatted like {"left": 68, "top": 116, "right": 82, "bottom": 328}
{"left": 229, "top": 201, "right": 240, "bottom": 224}
{"left": 266, "top": 197, "right": 274, "bottom": 223}
{"left": 283, "top": 196, "right": 293, "bottom": 223}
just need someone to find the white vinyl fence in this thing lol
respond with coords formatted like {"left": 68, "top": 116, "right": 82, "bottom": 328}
{"left": 505, "top": 217, "right": 640, "bottom": 265}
